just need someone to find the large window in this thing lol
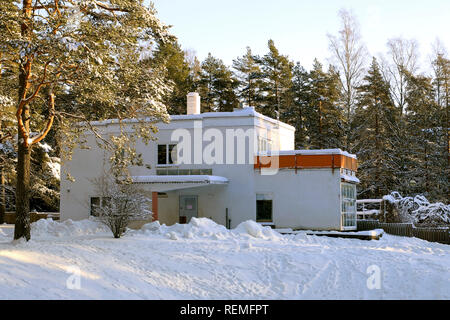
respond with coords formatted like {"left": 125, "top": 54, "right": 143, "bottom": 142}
{"left": 341, "top": 183, "right": 357, "bottom": 229}
{"left": 158, "top": 144, "right": 177, "bottom": 165}
{"left": 256, "top": 194, "right": 273, "bottom": 222}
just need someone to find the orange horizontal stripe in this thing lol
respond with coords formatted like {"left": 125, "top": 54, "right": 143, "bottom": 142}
{"left": 254, "top": 154, "right": 357, "bottom": 171}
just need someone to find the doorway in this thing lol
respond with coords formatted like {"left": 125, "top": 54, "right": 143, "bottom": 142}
{"left": 179, "top": 195, "right": 198, "bottom": 224}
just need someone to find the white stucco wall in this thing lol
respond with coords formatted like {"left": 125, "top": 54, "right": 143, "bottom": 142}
{"left": 60, "top": 108, "right": 295, "bottom": 226}
{"left": 254, "top": 169, "right": 342, "bottom": 230}
{"left": 60, "top": 106, "right": 351, "bottom": 231}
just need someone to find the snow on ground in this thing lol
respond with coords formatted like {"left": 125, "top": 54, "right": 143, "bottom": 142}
{"left": 0, "top": 218, "right": 448, "bottom": 300}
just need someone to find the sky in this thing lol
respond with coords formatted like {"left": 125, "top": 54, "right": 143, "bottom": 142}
{"left": 150, "top": 0, "right": 449, "bottom": 71}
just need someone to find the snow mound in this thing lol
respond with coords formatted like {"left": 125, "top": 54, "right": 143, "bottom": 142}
{"left": 140, "top": 217, "right": 229, "bottom": 240}
{"left": 141, "top": 220, "right": 161, "bottom": 232}
{"left": 31, "top": 218, "right": 109, "bottom": 238}
{"left": 138, "top": 218, "right": 282, "bottom": 241}
{"left": 233, "top": 220, "right": 282, "bottom": 240}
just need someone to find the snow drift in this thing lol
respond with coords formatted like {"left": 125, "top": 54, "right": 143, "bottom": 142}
{"left": 0, "top": 216, "right": 448, "bottom": 299}
{"left": 28, "top": 217, "right": 284, "bottom": 241}
{"left": 137, "top": 217, "right": 282, "bottom": 241}
{"left": 31, "top": 218, "right": 109, "bottom": 238}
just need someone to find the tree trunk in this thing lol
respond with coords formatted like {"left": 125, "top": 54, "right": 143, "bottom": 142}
{"left": 14, "top": 0, "right": 33, "bottom": 240}
{"left": 346, "top": 81, "right": 352, "bottom": 151}
{"left": 375, "top": 99, "right": 380, "bottom": 198}
{"left": 14, "top": 142, "right": 31, "bottom": 240}
{"left": 318, "top": 100, "right": 323, "bottom": 149}
{"left": 0, "top": 168, "right": 5, "bottom": 224}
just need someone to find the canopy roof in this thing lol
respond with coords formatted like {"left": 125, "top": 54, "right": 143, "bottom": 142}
{"left": 131, "top": 175, "right": 229, "bottom": 192}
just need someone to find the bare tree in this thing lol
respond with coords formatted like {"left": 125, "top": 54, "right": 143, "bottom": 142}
{"left": 386, "top": 37, "right": 420, "bottom": 117}
{"left": 92, "top": 175, "right": 152, "bottom": 239}
{"left": 184, "top": 49, "right": 202, "bottom": 83}
{"left": 328, "top": 8, "right": 367, "bottom": 149}
{"left": 431, "top": 39, "right": 449, "bottom": 108}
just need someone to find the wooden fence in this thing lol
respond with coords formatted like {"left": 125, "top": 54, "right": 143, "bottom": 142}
{"left": 357, "top": 220, "right": 450, "bottom": 245}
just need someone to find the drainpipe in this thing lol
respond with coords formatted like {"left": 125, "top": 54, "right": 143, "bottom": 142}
{"left": 226, "top": 208, "right": 231, "bottom": 229}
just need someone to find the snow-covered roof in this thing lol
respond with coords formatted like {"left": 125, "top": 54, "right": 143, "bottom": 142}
{"left": 274, "top": 149, "right": 357, "bottom": 159}
{"left": 340, "top": 174, "right": 360, "bottom": 184}
{"left": 89, "top": 107, "right": 295, "bottom": 131}
{"left": 132, "top": 175, "right": 229, "bottom": 185}
{"left": 356, "top": 199, "right": 383, "bottom": 203}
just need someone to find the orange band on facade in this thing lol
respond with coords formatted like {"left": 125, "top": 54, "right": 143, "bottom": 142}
{"left": 152, "top": 192, "right": 158, "bottom": 221}
{"left": 254, "top": 154, "right": 357, "bottom": 171}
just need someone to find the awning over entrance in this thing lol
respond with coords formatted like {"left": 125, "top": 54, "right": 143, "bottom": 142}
{"left": 131, "top": 175, "right": 229, "bottom": 192}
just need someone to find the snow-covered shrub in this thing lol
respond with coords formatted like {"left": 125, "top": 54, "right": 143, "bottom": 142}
{"left": 383, "top": 192, "right": 450, "bottom": 226}
{"left": 92, "top": 176, "right": 152, "bottom": 238}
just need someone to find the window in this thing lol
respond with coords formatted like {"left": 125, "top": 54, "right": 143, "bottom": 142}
{"left": 256, "top": 194, "right": 273, "bottom": 222}
{"left": 257, "top": 136, "right": 272, "bottom": 153}
{"left": 158, "top": 144, "right": 177, "bottom": 165}
{"left": 90, "top": 196, "right": 111, "bottom": 217}
{"left": 341, "top": 183, "right": 357, "bottom": 229}
{"left": 90, "top": 197, "right": 100, "bottom": 217}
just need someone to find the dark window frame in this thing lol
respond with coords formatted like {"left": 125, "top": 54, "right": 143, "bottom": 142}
{"left": 256, "top": 199, "right": 273, "bottom": 223}
{"left": 157, "top": 144, "right": 177, "bottom": 165}
{"left": 90, "top": 197, "right": 100, "bottom": 217}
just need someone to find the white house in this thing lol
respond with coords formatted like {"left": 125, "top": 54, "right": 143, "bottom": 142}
{"left": 60, "top": 92, "right": 359, "bottom": 231}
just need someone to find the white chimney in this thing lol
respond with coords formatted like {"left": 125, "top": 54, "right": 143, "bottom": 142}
{"left": 187, "top": 92, "right": 201, "bottom": 115}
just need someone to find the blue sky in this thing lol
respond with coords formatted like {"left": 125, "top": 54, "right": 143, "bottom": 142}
{"left": 150, "top": 0, "right": 449, "bottom": 71}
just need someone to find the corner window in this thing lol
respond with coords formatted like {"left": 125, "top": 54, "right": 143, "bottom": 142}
{"left": 158, "top": 144, "right": 177, "bottom": 165}
{"left": 256, "top": 194, "right": 273, "bottom": 222}
{"left": 341, "top": 183, "right": 356, "bottom": 229}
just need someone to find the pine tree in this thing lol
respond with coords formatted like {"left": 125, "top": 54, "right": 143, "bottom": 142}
{"left": 197, "top": 53, "right": 239, "bottom": 112}
{"left": 232, "top": 47, "right": 263, "bottom": 108}
{"left": 404, "top": 72, "right": 443, "bottom": 200}
{"left": 285, "top": 62, "right": 310, "bottom": 149}
{"left": 307, "top": 60, "right": 345, "bottom": 149}
{"left": 255, "top": 40, "right": 293, "bottom": 119}
{"left": 352, "top": 58, "right": 398, "bottom": 198}
{"left": 153, "top": 41, "right": 194, "bottom": 115}
{"left": 431, "top": 52, "right": 450, "bottom": 200}
{"left": 0, "top": 0, "right": 174, "bottom": 240}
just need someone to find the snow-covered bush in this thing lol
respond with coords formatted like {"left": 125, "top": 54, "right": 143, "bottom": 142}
{"left": 92, "top": 176, "right": 152, "bottom": 238}
{"left": 383, "top": 192, "right": 450, "bottom": 226}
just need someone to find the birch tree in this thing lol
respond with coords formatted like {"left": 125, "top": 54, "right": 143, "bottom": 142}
{"left": 328, "top": 9, "right": 367, "bottom": 149}
{"left": 386, "top": 37, "right": 420, "bottom": 118}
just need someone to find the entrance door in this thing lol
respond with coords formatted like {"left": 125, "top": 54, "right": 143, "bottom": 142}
{"left": 179, "top": 195, "right": 198, "bottom": 224}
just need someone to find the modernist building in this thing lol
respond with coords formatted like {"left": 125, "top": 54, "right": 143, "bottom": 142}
{"left": 61, "top": 93, "right": 359, "bottom": 231}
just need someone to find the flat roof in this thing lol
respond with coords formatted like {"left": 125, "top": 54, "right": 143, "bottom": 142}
{"left": 88, "top": 107, "right": 295, "bottom": 131}
{"left": 259, "top": 149, "right": 357, "bottom": 159}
